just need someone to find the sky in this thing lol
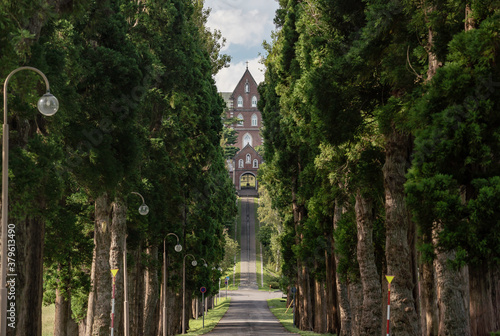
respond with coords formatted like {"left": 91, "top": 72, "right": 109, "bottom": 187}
{"left": 203, "top": 0, "right": 280, "bottom": 92}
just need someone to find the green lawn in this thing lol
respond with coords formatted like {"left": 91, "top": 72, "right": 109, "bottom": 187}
{"left": 267, "top": 298, "right": 336, "bottom": 336}
{"left": 45, "top": 299, "right": 231, "bottom": 336}
{"left": 42, "top": 304, "right": 55, "bottom": 336}
{"left": 180, "top": 298, "right": 231, "bottom": 335}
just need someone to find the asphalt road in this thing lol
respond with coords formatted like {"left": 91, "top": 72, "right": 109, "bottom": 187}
{"left": 207, "top": 197, "right": 295, "bottom": 335}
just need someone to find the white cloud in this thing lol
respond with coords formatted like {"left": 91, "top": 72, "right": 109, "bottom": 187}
{"left": 208, "top": 9, "right": 268, "bottom": 49}
{"left": 203, "top": 0, "right": 277, "bottom": 91}
{"left": 215, "top": 57, "right": 266, "bottom": 92}
{"left": 204, "top": 0, "right": 278, "bottom": 49}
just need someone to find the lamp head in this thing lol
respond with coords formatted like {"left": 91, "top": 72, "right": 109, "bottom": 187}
{"left": 191, "top": 260, "right": 197, "bottom": 267}
{"left": 138, "top": 204, "right": 149, "bottom": 216}
{"left": 174, "top": 244, "right": 182, "bottom": 252}
{"left": 37, "top": 92, "right": 59, "bottom": 116}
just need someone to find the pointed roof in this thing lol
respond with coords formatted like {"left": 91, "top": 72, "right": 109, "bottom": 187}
{"left": 231, "top": 68, "right": 259, "bottom": 98}
{"left": 233, "top": 143, "right": 263, "bottom": 160}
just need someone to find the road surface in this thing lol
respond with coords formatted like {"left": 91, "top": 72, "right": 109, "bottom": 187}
{"left": 207, "top": 197, "right": 295, "bottom": 335}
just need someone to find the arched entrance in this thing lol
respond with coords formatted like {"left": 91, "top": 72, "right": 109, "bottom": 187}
{"left": 240, "top": 173, "right": 256, "bottom": 190}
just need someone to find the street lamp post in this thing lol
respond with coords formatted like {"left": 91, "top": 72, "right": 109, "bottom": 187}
{"left": 182, "top": 254, "right": 197, "bottom": 334}
{"left": 1, "top": 67, "right": 59, "bottom": 335}
{"left": 199, "top": 259, "right": 208, "bottom": 313}
{"left": 124, "top": 192, "right": 149, "bottom": 336}
{"left": 163, "top": 233, "right": 182, "bottom": 335}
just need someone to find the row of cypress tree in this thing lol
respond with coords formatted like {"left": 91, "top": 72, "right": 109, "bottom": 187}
{"left": 258, "top": 1, "right": 500, "bottom": 335}
{"left": 0, "top": 0, "right": 236, "bottom": 335}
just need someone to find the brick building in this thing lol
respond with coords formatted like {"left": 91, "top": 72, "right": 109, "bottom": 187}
{"left": 220, "top": 67, "right": 264, "bottom": 194}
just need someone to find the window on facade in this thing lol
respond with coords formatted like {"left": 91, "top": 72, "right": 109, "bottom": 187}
{"left": 253, "top": 159, "right": 259, "bottom": 168}
{"left": 245, "top": 82, "right": 249, "bottom": 93}
{"left": 237, "top": 114, "right": 244, "bottom": 126}
{"left": 246, "top": 154, "right": 251, "bottom": 163}
{"left": 251, "top": 96, "right": 257, "bottom": 107}
{"left": 251, "top": 114, "right": 258, "bottom": 126}
{"left": 237, "top": 96, "right": 243, "bottom": 107}
{"left": 238, "top": 159, "right": 244, "bottom": 168}
{"left": 243, "top": 133, "right": 252, "bottom": 147}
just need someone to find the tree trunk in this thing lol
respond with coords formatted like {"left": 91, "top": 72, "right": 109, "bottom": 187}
{"left": 469, "top": 262, "right": 495, "bottom": 336}
{"left": 5, "top": 217, "right": 42, "bottom": 336}
{"left": 7, "top": 216, "right": 44, "bottom": 336}
{"left": 85, "top": 193, "right": 113, "bottom": 336}
{"left": 129, "top": 244, "right": 144, "bottom": 336}
{"left": 465, "top": 3, "right": 474, "bottom": 31}
{"left": 325, "top": 231, "right": 340, "bottom": 334}
{"left": 348, "top": 279, "right": 363, "bottom": 336}
{"left": 425, "top": 4, "right": 441, "bottom": 82}
{"left": 313, "top": 267, "right": 326, "bottom": 333}
{"left": 492, "top": 265, "right": 500, "bottom": 332}
{"left": 383, "top": 129, "right": 419, "bottom": 336}
{"left": 166, "top": 270, "right": 182, "bottom": 336}
{"left": 54, "top": 287, "right": 69, "bottom": 336}
{"left": 296, "top": 261, "right": 313, "bottom": 331}
{"left": 420, "top": 8, "right": 442, "bottom": 336}
{"left": 54, "top": 286, "right": 79, "bottom": 336}
{"left": 110, "top": 198, "right": 126, "bottom": 336}
{"left": 433, "top": 226, "right": 471, "bottom": 336}
{"left": 333, "top": 200, "right": 352, "bottom": 336}
{"left": 355, "top": 191, "right": 381, "bottom": 336}
{"left": 54, "top": 284, "right": 78, "bottom": 336}
{"left": 420, "top": 257, "right": 438, "bottom": 336}
{"left": 292, "top": 187, "right": 313, "bottom": 332}
{"left": 143, "top": 246, "right": 159, "bottom": 336}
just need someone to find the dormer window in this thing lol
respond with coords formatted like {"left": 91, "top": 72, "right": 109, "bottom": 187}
{"left": 237, "top": 96, "right": 243, "bottom": 107}
{"left": 252, "top": 96, "right": 257, "bottom": 107}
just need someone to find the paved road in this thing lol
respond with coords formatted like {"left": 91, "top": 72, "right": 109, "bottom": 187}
{"left": 239, "top": 197, "right": 258, "bottom": 289}
{"left": 207, "top": 197, "right": 295, "bottom": 336}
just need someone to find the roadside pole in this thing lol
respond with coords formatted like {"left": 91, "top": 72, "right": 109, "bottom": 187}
{"left": 111, "top": 269, "right": 119, "bottom": 336}
{"left": 386, "top": 276, "right": 394, "bottom": 336}
{"left": 217, "top": 278, "right": 221, "bottom": 305}
{"left": 200, "top": 287, "right": 207, "bottom": 328}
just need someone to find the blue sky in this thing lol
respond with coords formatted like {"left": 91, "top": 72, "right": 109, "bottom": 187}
{"left": 203, "top": 0, "right": 280, "bottom": 92}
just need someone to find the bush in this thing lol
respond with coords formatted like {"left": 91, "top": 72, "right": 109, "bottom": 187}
{"left": 269, "top": 281, "right": 280, "bottom": 289}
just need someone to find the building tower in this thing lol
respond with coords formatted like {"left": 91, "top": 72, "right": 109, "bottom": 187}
{"left": 220, "top": 66, "right": 263, "bottom": 195}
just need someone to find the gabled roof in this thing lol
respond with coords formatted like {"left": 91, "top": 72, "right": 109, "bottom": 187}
{"left": 231, "top": 68, "right": 258, "bottom": 98}
{"left": 233, "top": 143, "right": 263, "bottom": 160}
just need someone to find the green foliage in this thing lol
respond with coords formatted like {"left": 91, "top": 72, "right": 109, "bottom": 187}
{"left": 406, "top": 8, "right": 500, "bottom": 265}
{"left": 221, "top": 120, "right": 240, "bottom": 158}
{"left": 333, "top": 206, "right": 359, "bottom": 281}
{"left": 0, "top": 0, "right": 237, "bottom": 328}
{"left": 220, "top": 229, "right": 240, "bottom": 274}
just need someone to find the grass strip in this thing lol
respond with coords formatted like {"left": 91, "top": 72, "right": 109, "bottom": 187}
{"left": 42, "top": 304, "right": 55, "bottom": 336}
{"left": 267, "top": 298, "right": 336, "bottom": 336}
{"left": 181, "top": 298, "right": 231, "bottom": 335}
